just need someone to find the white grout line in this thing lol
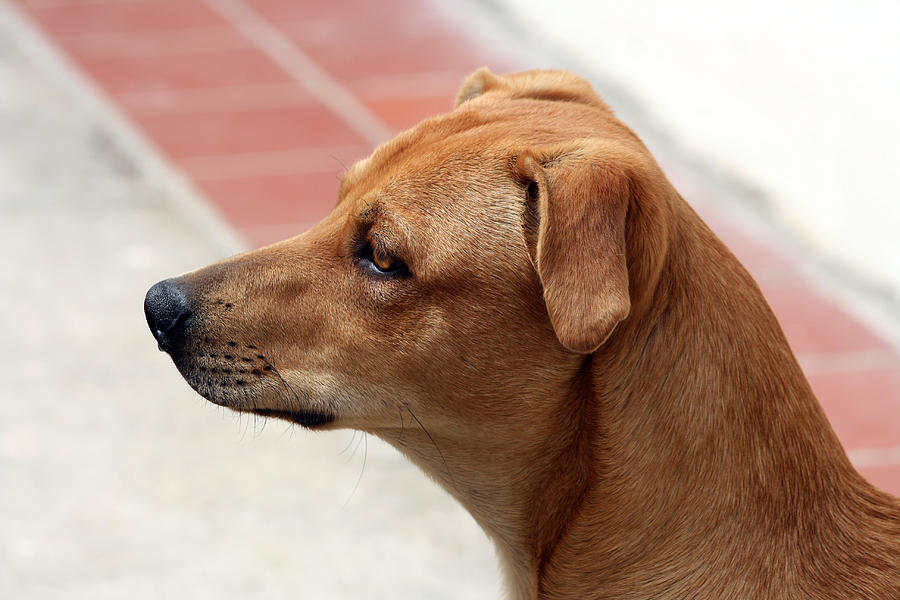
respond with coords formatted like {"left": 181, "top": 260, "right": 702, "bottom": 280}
{"left": 201, "top": 0, "right": 394, "bottom": 148}
{"left": 180, "top": 146, "right": 366, "bottom": 180}
{"left": 797, "top": 349, "right": 900, "bottom": 376}
{"left": 16, "top": 0, "right": 152, "bottom": 8}
{"left": 65, "top": 27, "right": 250, "bottom": 58}
{"left": 243, "top": 220, "right": 321, "bottom": 242}
{"left": 1, "top": 1, "right": 247, "bottom": 255}
{"left": 118, "top": 83, "right": 317, "bottom": 116}
{"left": 353, "top": 71, "right": 466, "bottom": 101}
{"left": 848, "top": 445, "right": 900, "bottom": 469}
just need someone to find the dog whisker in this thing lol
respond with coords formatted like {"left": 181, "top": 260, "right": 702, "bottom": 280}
{"left": 252, "top": 412, "right": 269, "bottom": 438}
{"left": 342, "top": 433, "right": 367, "bottom": 509}
{"left": 330, "top": 154, "right": 349, "bottom": 173}
{"left": 277, "top": 421, "right": 294, "bottom": 439}
{"left": 397, "top": 406, "right": 406, "bottom": 443}
{"left": 338, "top": 431, "right": 359, "bottom": 456}
{"left": 256, "top": 353, "right": 304, "bottom": 415}
{"left": 343, "top": 431, "right": 365, "bottom": 466}
{"left": 404, "top": 406, "right": 459, "bottom": 494}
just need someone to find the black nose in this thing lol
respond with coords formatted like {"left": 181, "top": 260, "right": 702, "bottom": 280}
{"left": 144, "top": 278, "right": 192, "bottom": 354}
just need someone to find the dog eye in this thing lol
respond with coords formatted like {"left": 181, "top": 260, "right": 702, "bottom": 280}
{"left": 372, "top": 246, "right": 398, "bottom": 271}
{"left": 362, "top": 241, "right": 407, "bottom": 275}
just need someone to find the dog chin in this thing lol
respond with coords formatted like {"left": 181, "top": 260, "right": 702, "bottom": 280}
{"left": 178, "top": 371, "right": 336, "bottom": 429}
{"left": 249, "top": 408, "right": 335, "bottom": 428}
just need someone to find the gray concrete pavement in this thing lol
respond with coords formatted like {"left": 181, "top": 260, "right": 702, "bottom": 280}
{"left": 0, "top": 4, "right": 499, "bottom": 598}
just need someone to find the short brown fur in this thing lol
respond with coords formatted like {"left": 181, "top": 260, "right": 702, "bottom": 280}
{"left": 153, "top": 69, "right": 900, "bottom": 599}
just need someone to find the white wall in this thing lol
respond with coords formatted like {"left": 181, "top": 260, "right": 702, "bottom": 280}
{"left": 491, "top": 0, "right": 900, "bottom": 300}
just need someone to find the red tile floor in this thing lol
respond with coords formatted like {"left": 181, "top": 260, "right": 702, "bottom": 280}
{"left": 16, "top": 0, "right": 900, "bottom": 495}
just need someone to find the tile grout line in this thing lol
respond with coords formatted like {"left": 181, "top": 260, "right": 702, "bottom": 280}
{"left": 117, "top": 83, "right": 317, "bottom": 116}
{"left": 848, "top": 445, "right": 900, "bottom": 469}
{"left": 1, "top": 0, "right": 247, "bottom": 255}
{"left": 202, "top": 0, "right": 393, "bottom": 148}
{"left": 59, "top": 27, "right": 251, "bottom": 58}
{"left": 797, "top": 348, "right": 900, "bottom": 375}
{"left": 179, "top": 145, "right": 368, "bottom": 180}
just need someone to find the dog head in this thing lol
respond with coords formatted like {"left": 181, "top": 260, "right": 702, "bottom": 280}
{"left": 144, "top": 69, "right": 671, "bottom": 436}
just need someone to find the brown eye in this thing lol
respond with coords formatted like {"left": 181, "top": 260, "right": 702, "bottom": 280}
{"left": 371, "top": 246, "right": 397, "bottom": 272}
{"left": 358, "top": 234, "right": 408, "bottom": 276}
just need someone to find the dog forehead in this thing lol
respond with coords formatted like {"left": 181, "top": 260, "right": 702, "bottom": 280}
{"left": 346, "top": 149, "right": 518, "bottom": 242}
{"left": 357, "top": 101, "right": 629, "bottom": 185}
{"left": 331, "top": 132, "right": 527, "bottom": 280}
{"left": 342, "top": 129, "right": 504, "bottom": 199}
{"left": 340, "top": 127, "right": 519, "bottom": 221}
{"left": 334, "top": 95, "right": 638, "bottom": 246}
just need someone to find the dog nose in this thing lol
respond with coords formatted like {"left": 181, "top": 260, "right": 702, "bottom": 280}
{"left": 144, "top": 278, "right": 192, "bottom": 354}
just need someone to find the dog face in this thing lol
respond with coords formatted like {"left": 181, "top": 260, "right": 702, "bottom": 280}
{"left": 144, "top": 69, "right": 664, "bottom": 439}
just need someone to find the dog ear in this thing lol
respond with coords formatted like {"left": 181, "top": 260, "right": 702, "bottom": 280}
{"left": 455, "top": 67, "right": 501, "bottom": 107}
{"left": 518, "top": 142, "right": 632, "bottom": 354}
{"left": 456, "top": 68, "right": 609, "bottom": 109}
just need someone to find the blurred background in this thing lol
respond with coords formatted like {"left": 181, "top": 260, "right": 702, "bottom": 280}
{"left": 1, "top": 0, "right": 898, "bottom": 598}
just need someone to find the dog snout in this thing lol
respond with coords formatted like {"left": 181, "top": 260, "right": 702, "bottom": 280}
{"left": 144, "top": 278, "right": 192, "bottom": 354}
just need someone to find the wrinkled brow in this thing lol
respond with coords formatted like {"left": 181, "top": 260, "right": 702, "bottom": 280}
{"left": 355, "top": 199, "right": 380, "bottom": 223}
{"left": 354, "top": 199, "right": 414, "bottom": 253}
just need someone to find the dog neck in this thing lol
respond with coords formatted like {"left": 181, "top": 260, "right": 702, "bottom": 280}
{"left": 378, "top": 199, "right": 899, "bottom": 600}
{"left": 538, "top": 202, "right": 900, "bottom": 599}
{"left": 376, "top": 365, "right": 595, "bottom": 599}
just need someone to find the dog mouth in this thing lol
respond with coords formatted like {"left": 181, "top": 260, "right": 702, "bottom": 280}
{"left": 145, "top": 282, "right": 336, "bottom": 429}
{"left": 172, "top": 345, "right": 272, "bottom": 397}
{"left": 168, "top": 344, "right": 335, "bottom": 429}
{"left": 250, "top": 408, "right": 335, "bottom": 428}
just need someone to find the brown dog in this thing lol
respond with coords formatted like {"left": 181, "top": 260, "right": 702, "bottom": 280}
{"left": 144, "top": 69, "right": 900, "bottom": 599}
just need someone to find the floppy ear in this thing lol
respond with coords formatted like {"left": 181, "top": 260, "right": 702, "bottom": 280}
{"left": 518, "top": 142, "right": 632, "bottom": 354}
